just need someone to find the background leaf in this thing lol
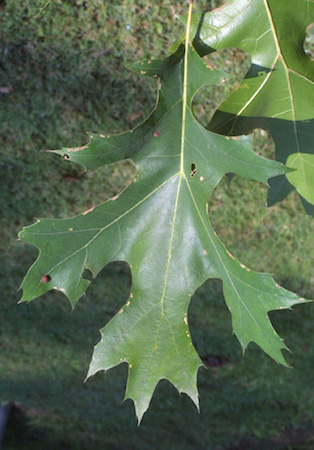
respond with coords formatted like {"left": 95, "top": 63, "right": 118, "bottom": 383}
{"left": 286, "top": 153, "right": 314, "bottom": 205}
{"left": 191, "top": 0, "right": 314, "bottom": 211}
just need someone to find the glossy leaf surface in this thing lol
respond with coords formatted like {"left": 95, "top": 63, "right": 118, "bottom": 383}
{"left": 19, "top": 11, "right": 308, "bottom": 421}
{"left": 287, "top": 153, "right": 314, "bottom": 204}
{"left": 192, "top": 0, "right": 314, "bottom": 210}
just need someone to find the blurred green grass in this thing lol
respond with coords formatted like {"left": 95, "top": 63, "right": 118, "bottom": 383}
{"left": 0, "top": 1, "right": 313, "bottom": 449}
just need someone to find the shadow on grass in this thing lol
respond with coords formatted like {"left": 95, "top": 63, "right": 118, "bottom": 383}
{"left": 1, "top": 253, "right": 314, "bottom": 449}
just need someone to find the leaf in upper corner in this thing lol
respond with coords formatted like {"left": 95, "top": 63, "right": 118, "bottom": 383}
{"left": 19, "top": 35, "right": 308, "bottom": 421}
{"left": 287, "top": 153, "right": 314, "bottom": 204}
{"left": 191, "top": 0, "right": 314, "bottom": 212}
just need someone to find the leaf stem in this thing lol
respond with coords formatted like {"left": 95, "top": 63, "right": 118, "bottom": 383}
{"left": 180, "top": 0, "right": 193, "bottom": 172}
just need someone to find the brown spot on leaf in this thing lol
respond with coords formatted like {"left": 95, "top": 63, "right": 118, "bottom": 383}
{"left": 68, "top": 145, "right": 88, "bottom": 152}
{"left": 41, "top": 275, "right": 51, "bottom": 283}
{"left": 83, "top": 206, "right": 95, "bottom": 215}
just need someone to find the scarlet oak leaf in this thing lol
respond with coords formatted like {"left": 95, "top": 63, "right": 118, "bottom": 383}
{"left": 191, "top": 0, "right": 314, "bottom": 212}
{"left": 19, "top": 39, "right": 307, "bottom": 421}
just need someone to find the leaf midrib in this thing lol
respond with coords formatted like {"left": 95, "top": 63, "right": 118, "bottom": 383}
{"left": 138, "top": 1, "right": 194, "bottom": 405}
{"left": 159, "top": 1, "right": 193, "bottom": 312}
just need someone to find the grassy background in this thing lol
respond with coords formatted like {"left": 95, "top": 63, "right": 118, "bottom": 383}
{"left": 0, "top": 1, "right": 314, "bottom": 448}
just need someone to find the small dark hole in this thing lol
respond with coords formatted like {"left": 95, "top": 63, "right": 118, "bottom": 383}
{"left": 64, "top": 154, "right": 70, "bottom": 160}
{"left": 190, "top": 163, "right": 197, "bottom": 177}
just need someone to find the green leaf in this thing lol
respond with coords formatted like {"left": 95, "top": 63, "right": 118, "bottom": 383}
{"left": 287, "top": 153, "right": 314, "bottom": 204}
{"left": 191, "top": 0, "right": 314, "bottom": 211}
{"left": 19, "top": 8, "right": 308, "bottom": 422}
